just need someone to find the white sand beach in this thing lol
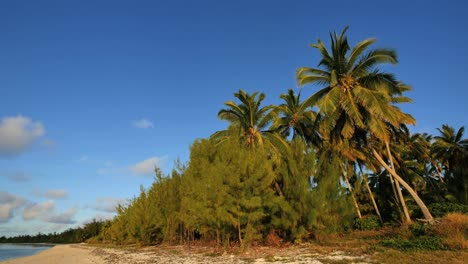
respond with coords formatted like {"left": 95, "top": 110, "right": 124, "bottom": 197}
{"left": 1, "top": 244, "right": 104, "bottom": 264}
{"left": 1, "top": 244, "right": 370, "bottom": 264}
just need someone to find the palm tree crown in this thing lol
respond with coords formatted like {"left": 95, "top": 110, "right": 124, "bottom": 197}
{"left": 212, "top": 89, "right": 288, "bottom": 153}
{"left": 297, "top": 26, "right": 415, "bottom": 142}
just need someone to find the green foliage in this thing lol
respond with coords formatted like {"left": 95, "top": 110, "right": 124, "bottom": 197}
{"left": 379, "top": 236, "right": 446, "bottom": 251}
{"left": 181, "top": 137, "right": 279, "bottom": 248}
{"left": 310, "top": 150, "right": 354, "bottom": 233}
{"left": 353, "top": 215, "right": 381, "bottom": 230}
{"left": 427, "top": 202, "right": 468, "bottom": 218}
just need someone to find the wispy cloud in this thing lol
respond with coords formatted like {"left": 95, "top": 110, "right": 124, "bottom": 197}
{"left": 97, "top": 156, "right": 166, "bottom": 177}
{"left": 23, "top": 200, "right": 54, "bottom": 220}
{"left": 1, "top": 171, "right": 30, "bottom": 182}
{"left": 77, "top": 155, "right": 89, "bottom": 163}
{"left": 91, "top": 197, "right": 126, "bottom": 213}
{"left": 0, "top": 191, "right": 26, "bottom": 223}
{"left": 0, "top": 115, "right": 45, "bottom": 157}
{"left": 44, "top": 189, "right": 68, "bottom": 199}
{"left": 132, "top": 118, "right": 154, "bottom": 129}
{"left": 83, "top": 213, "right": 114, "bottom": 225}
{"left": 41, "top": 138, "right": 56, "bottom": 148}
{"left": 44, "top": 208, "right": 77, "bottom": 224}
{"left": 130, "top": 156, "right": 165, "bottom": 176}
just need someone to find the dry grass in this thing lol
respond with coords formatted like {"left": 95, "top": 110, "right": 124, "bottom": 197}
{"left": 432, "top": 213, "right": 468, "bottom": 249}
{"left": 372, "top": 249, "right": 468, "bottom": 264}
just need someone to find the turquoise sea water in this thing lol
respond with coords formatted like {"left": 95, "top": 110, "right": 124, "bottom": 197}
{"left": 0, "top": 244, "right": 53, "bottom": 262}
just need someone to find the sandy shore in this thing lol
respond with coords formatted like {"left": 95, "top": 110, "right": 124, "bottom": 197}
{"left": 1, "top": 244, "right": 370, "bottom": 264}
{"left": 1, "top": 244, "right": 104, "bottom": 264}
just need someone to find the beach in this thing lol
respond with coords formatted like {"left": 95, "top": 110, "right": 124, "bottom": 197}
{"left": 1, "top": 245, "right": 104, "bottom": 264}
{"left": 0, "top": 243, "right": 371, "bottom": 264}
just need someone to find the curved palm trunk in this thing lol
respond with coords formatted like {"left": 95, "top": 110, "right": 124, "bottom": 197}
{"left": 365, "top": 178, "right": 383, "bottom": 224}
{"left": 359, "top": 164, "right": 383, "bottom": 224}
{"left": 371, "top": 147, "right": 434, "bottom": 223}
{"left": 385, "top": 141, "right": 411, "bottom": 224}
{"left": 431, "top": 160, "right": 445, "bottom": 183}
{"left": 341, "top": 165, "right": 362, "bottom": 219}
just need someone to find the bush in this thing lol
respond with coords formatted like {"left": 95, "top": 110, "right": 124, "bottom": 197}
{"left": 428, "top": 203, "right": 468, "bottom": 218}
{"left": 379, "top": 236, "right": 446, "bottom": 251}
{"left": 353, "top": 215, "right": 381, "bottom": 230}
{"left": 409, "top": 222, "right": 430, "bottom": 237}
{"left": 432, "top": 213, "right": 468, "bottom": 249}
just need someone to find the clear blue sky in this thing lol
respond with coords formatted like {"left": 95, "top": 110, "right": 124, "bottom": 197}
{"left": 1, "top": 0, "right": 467, "bottom": 236}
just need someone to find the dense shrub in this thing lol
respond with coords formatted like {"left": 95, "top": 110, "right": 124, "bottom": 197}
{"left": 379, "top": 236, "right": 446, "bottom": 251}
{"left": 353, "top": 215, "right": 381, "bottom": 230}
{"left": 427, "top": 202, "right": 468, "bottom": 217}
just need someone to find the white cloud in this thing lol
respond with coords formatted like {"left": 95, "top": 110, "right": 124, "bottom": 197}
{"left": 92, "top": 197, "right": 126, "bottom": 213}
{"left": 0, "top": 115, "right": 45, "bottom": 157}
{"left": 44, "top": 189, "right": 68, "bottom": 199}
{"left": 132, "top": 118, "right": 154, "bottom": 129}
{"left": 22, "top": 200, "right": 54, "bottom": 220}
{"left": 82, "top": 214, "right": 114, "bottom": 226}
{"left": 41, "top": 138, "right": 56, "bottom": 148}
{"left": 97, "top": 156, "right": 165, "bottom": 177}
{"left": 0, "top": 191, "right": 26, "bottom": 222}
{"left": 9, "top": 172, "right": 30, "bottom": 182}
{"left": 129, "top": 156, "right": 164, "bottom": 176}
{"left": 77, "top": 155, "right": 89, "bottom": 163}
{"left": 44, "top": 208, "right": 76, "bottom": 224}
{"left": 1, "top": 171, "right": 30, "bottom": 182}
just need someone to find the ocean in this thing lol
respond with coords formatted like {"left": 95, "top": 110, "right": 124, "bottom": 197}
{"left": 0, "top": 244, "right": 53, "bottom": 262}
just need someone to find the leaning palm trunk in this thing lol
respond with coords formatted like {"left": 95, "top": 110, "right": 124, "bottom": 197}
{"left": 431, "top": 160, "right": 445, "bottom": 183}
{"left": 371, "top": 147, "right": 434, "bottom": 222}
{"left": 386, "top": 141, "right": 412, "bottom": 224}
{"left": 341, "top": 166, "right": 362, "bottom": 219}
{"left": 365, "top": 177, "right": 383, "bottom": 224}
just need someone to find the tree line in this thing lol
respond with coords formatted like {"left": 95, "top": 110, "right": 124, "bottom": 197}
{"left": 0, "top": 219, "right": 105, "bottom": 244}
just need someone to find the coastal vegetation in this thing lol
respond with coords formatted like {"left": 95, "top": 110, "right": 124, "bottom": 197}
{"left": 95, "top": 27, "right": 467, "bottom": 250}
{"left": 2, "top": 28, "right": 467, "bottom": 254}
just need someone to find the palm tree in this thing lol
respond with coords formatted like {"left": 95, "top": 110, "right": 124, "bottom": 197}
{"left": 212, "top": 90, "right": 287, "bottom": 150}
{"left": 274, "top": 89, "right": 319, "bottom": 145}
{"left": 211, "top": 89, "right": 291, "bottom": 196}
{"left": 433, "top": 125, "right": 468, "bottom": 203}
{"left": 297, "top": 27, "right": 433, "bottom": 222}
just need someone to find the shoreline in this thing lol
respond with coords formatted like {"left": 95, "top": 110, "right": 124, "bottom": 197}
{"left": 1, "top": 244, "right": 104, "bottom": 264}
{"left": 0, "top": 243, "right": 371, "bottom": 264}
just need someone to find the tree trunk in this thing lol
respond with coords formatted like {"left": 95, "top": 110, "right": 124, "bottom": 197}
{"left": 274, "top": 181, "right": 284, "bottom": 197}
{"left": 431, "top": 160, "right": 445, "bottom": 183}
{"left": 342, "top": 166, "right": 362, "bottom": 219}
{"left": 364, "top": 175, "right": 383, "bottom": 225}
{"left": 237, "top": 220, "right": 243, "bottom": 248}
{"left": 385, "top": 141, "right": 411, "bottom": 224}
{"left": 371, "top": 147, "right": 434, "bottom": 223}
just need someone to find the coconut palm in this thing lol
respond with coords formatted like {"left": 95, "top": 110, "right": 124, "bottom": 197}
{"left": 297, "top": 27, "right": 433, "bottom": 222}
{"left": 212, "top": 89, "right": 289, "bottom": 152}
{"left": 211, "top": 89, "right": 292, "bottom": 196}
{"left": 274, "top": 89, "right": 320, "bottom": 145}
{"left": 433, "top": 125, "right": 468, "bottom": 203}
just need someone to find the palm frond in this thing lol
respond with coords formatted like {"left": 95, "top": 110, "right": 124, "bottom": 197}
{"left": 347, "top": 38, "right": 376, "bottom": 68}
{"left": 352, "top": 49, "right": 397, "bottom": 77}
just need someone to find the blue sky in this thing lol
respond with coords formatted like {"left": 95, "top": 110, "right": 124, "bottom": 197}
{"left": 1, "top": 0, "right": 467, "bottom": 236}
